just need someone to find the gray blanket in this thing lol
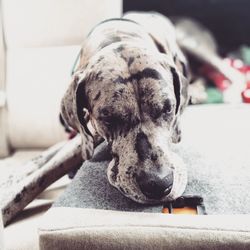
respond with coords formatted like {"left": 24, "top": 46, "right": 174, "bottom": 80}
{"left": 55, "top": 104, "right": 250, "bottom": 214}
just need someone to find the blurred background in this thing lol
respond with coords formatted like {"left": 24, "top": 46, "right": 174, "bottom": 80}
{"left": 0, "top": 0, "right": 250, "bottom": 157}
{"left": 124, "top": 0, "right": 250, "bottom": 54}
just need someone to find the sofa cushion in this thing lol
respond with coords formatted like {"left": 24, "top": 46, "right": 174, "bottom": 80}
{"left": 54, "top": 104, "right": 250, "bottom": 214}
{"left": 2, "top": 0, "right": 122, "bottom": 48}
{"left": 39, "top": 208, "right": 250, "bottom": 250}
{"left": 1, "top": 0, "right": 122, "bottom": 150}
{"left": 6, "top": 46, "right": 79, "bottom": 148}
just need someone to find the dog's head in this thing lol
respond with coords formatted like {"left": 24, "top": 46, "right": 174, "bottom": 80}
{"left": 61, "top": 44, "right": 189, "bottom": 204}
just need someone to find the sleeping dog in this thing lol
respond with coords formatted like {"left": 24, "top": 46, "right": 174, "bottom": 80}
{"left": 60, "top": 12, "right": 190, "bottom": 204}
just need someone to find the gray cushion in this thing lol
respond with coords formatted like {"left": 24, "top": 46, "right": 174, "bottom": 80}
{"left": 54, "top": 104, "right": 250, "bottom": 214}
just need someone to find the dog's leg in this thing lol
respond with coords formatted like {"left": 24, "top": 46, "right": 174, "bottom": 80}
{"left": 1, "top": 132, "right": 104, "bottom": 226}
{"left": 1, "top": 135, "right": 83, "bottom": 226}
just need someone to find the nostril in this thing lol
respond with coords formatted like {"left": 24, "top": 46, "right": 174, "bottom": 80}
{"left": 136, "top": 170, "right": 173, "bottom": 200}
{"left": 151, "top": 153, "right": 158, "bottom": 161}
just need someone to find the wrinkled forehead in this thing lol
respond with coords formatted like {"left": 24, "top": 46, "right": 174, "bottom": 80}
{"left": 85, "top": 73, "right": 138, "bottom": 116}
{"left": 84, "top": 47, "right": 176, "bottom": 115}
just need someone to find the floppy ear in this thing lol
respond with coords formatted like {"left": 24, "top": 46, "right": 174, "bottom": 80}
{"left": 170, "top": 66, "right": 189, "bottom": 115}
{"left": 60, "top": 73, "right": 94, "bottom": 160}
{"left": 170, "top": 66, "right": 189, "bottom": 144}
{"left": 160, "top": 53, "right": 189, "bottom": 115}
{"left": 170, "top": 67, "right": 181, "bottom": 115}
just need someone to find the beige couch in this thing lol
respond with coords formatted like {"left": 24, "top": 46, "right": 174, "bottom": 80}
{"left": 0, "top": 0, "right": 121, "bottom": 249}
{"left": 0, "top": 0, "right": 122, "bottom": 156}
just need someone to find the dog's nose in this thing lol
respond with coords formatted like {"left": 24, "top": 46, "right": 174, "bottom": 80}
{"left": 136, "top": 169, "right": 173, "bottom": 200}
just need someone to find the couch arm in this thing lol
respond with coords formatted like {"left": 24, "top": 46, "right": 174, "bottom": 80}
{"left": 0, "top": 2, "right": 9, "bottom": 157}
{"left": 0, "top": 214, "right": 4, "bottom": 250}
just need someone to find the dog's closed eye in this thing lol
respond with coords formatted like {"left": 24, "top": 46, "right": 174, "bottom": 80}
{"left": 98, "top": 106, "right": 139, "bottom": 131}
{"left": 162, "top": 99, "right": 173, "bottom": 114}
{"left": 162, "top": 99, "right": 174, "bottom": 121}
{"left": 148, "top": 99, "right": 174, "bottom": 121}
{"left": 99, "top": 107, "right": 110, "bottom": 118}
{"left": 99, "top": 107, "right": 122, "bottom": 124}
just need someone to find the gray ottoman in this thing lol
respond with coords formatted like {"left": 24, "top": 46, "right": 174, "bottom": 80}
{"left": 39, "top": 104, "right": 250, "bottom": 249}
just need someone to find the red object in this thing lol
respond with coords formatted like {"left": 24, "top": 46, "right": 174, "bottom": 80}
{"left": 242, "top": 82, "right": 250, "bottom": 103}
{"left": 201, "top": 58, "right": 250, "bottom": 103}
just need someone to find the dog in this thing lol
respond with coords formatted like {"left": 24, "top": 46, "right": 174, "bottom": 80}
{"left": 60, "top": 12, "right": 190, "bottom": 204}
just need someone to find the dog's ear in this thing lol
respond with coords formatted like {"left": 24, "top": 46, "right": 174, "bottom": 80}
{"left": 60, "top": 75, "right": 78, "bottom": 131}
{"left": 60, "top": 73, "right": 94, "bottom": 160}
{"left": 170, "top": 67, "right": 181, "bottom": 115}
{"left": 169, "top": 66, "right": 189, "bottom": 144}
{"left": 160, "top": 54, "right": 189, "bottom": 115}
{"left": 170, "top": 66, "right": 189, "bottom": 115}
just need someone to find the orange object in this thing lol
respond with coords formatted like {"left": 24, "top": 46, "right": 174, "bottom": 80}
{"left": 162, "top": 206, "right": 197, "bottom": 215}
{"left": 162, "top": 195, "right": 206, "bottom": 215}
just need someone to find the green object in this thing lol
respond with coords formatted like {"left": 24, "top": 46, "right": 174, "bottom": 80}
{"left": 205, "top": 87, "right": 224, "bottom": 104}
{"left": 240, "top": 45, "right": 250, "bottom": 65}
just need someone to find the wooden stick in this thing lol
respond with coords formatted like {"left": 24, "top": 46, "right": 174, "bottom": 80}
{"left": 1, "top": 135, "right": 82, "bottom": 226}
